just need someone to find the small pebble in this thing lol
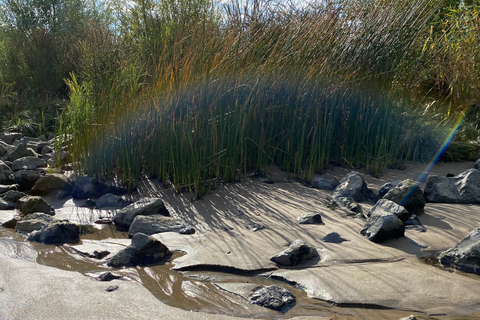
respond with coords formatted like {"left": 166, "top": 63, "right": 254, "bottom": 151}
{"left": 106, "top": 285, "right": 119, "bottom": 292}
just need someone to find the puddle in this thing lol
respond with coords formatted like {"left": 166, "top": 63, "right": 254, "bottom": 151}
{"left": 1, "top": 225, "right": 480, "bottom": 320}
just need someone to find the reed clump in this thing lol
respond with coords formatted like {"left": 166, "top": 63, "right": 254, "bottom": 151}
{"left": 59, "top": 0, "right": 450, "bottom": 197}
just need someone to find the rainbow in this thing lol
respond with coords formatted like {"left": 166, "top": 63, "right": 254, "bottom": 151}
{"left": 399, "top": 112, "right": 465, "bottom": 206}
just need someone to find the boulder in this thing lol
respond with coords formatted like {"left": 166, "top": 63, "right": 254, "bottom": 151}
{"left": 0, "top": 184, "right": 18, "bottom": 194}
{"left": 248, "top": 285, "right": 295, "bottom": 311}
{"left": 128, "top": 215, "right": 191, "bottom": 237}
{"left": 378, "top": 180, "right": 401, "bottom": 198}
{"left": 399, "top": 316, "right": 417, "bottom": 320}
{"left": 332, "top": 172, "right": 376, "bottom": 202}
{"left": 2, "top": 216, "right": 19, "bottom": 228}
{"left": 270, "top": 239, "right": 318, "bottom": 266}
{"left": 0, "top": 161, "right": 14, "bottom": 185}
{"left": 72, "top": 176, "right": 127, "bottom": 199}
{"left": 321, "top": 232, "right": 348, "bottom": 243}
{"left": 296, "top": 212, "right": 323, "bottom": 224}
{"left": 0, "top": 142, "right": 7, "bottom": 158}
{"left": 106, "top": 233, "right": 171, "bottom": 267}
{"left": 311, "top": 177, "right": 339, "bottom": 190}
{"left": 14, "top": 170, "right": 40, "bottom": 191}
{"left": 331, "top": 197, "right": 363, "bottom": 215}
{"left": 96, "top": 193, "right": 130, "bottom": 209}
{"left": 2, "top": 190, "right": 26, "bottom": 203}
{"left": 475, "top": 159, "right": 480, "bottom": 170}
{"left": 2, "top": 132, "right": 22, "bottom": 144}
{"left": 361, "top": 200, "right": 405, "bottom": 242}
{"left": 424, "top": 169, "right": 480, "bottom": 204}
{"left": 12, "top": 156, "right": 46, "bottom": 171}
{"left": 7, "top": 143, "right": 37, "bottom": 162}
{"left": 16, "top": 213, "right": 56, "bottom": 233}
{"left": 41, "top": 145, "right": 54, "bottom": 155}
{"left": 27, "top": 221, "right": 79, "bottom": 244}
{"left": 72, "top": 176, "right": 109, "bottom": 199}
{"left": 30, "top": 174, "right": 73, "bottom": 196}
{"left": 17, "top": 196, "right": 55, "bottom": 216}
{"left": 383, "top": 179, "right": 425, "bottom": 216}
{"left": 19, "top": 137, "right": 48, "bottom": 154}
{"left": 0, "top": 198, "right": 15, "bottom": 210}
{"left": 438, "top": 227, "right": 480, "bottom": 275}
{"left": 114, "top": 198, "right": 169, "bottom": 229}
{"left": 79, "top": 198, "right": 96, "bottom": 207}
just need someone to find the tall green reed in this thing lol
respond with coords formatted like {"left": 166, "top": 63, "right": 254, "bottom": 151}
{"left": 59, "top": 0, "right": 448, "bottom": 197}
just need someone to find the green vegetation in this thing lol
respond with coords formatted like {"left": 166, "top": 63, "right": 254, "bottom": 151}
{"left": 1, "top": 0, "right": 479, "bottom": 197}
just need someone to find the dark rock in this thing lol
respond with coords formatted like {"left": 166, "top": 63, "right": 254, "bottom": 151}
{"left": 2, "top": 132, "right": 22, "bottom": 144}
{"left": 61, "top": 163, "right": 73, "bottom": 171}
{"left": 0, "top": 143, "right": 7, "bottom": 158}
{"left": 105, "top": 285, "right": 119, "bottom": 292}
{"left": 41, "top": 145, "right": 53, "bottom": 155}
{"left": 2, "top": 216, "right": 19, "bottom": 228}
{"left": 27, "top": 221, "right": 79, "bottom": 244}
{"left": 16, "top": 213, "right": 56, "bottom": 233}
{"left": 106, "top": 233, "right": 171, "bottom": 267}
{"left": 296, "top": 212, "right": 322, "bottom": 224}
{"left": 424, "top": 169, "right": 480, "bottom": 204}
{"left": 17, "top": 196, "right": 55, "bottom": 216}
{"left": 128, "top": 215, "right": 189, "bottom": 237}
{"left": 72, "top": 176, "right": 109, "bottom": 199}
{"left": 12, "top": 156, "right": 46, "bottom": 171}
{"left": 311, "top": 177, "right": 339, "bottom": 190}
{"left": 438, "top": 227, "right": 480, "bottom": 275}
{"left": 332, "top": 172, "right": 376, "bottom": 202}
{"left": 96, "top": 193, "right": 131, "bottom": 209}
{"left": 0, "top": 198, "right": 15, "bottom": 210}
{"left": 19, "top": 137, "right": 47, "bottom": 154}
{"left": 92, "top": 250, "right": 111, "bottom": 259}
{"left": 2, "top": 190, "right": 26, "bottom": 203}
{"left": 0, "top": 161, "right": 14, "bottom": 185}
{"left": 252, "top": 173, "right": 273, "bottom": 184}
{"left": 404, "top": 214, "right": 426, "bottom": 232}
{"left": 245, "top": 222, "right": 265, "bottom": 231}
{"left": 72, "top": 176, "right": 127, "bottom": 199}
{"left": 94, "top": 217, "right": 113, "bottom": 224}
{"left": 475, "top": 159, "right": 480, "bottom": 170}
{"left": 30, "top": 174, "right": 73, "bottom": 196}
{"left": 97, "top": 272, "right": 122, "bottom": 282}
{"left": 378, "top": 180, "right": 401, "bottom": 198}
{"left": 179, "top": 226, "right": 195, "bottom": 234}
{"left": 321, "top": 232, "right": 348, "bottom": 243}
{"left": 270, "top": 239, "right": 318, "bottom": 266}
{"left": 361, "top": 200, "right": 405, "bottom": 242}
{"left": 423, "top": 175, "right": 459, "bottom": 203}
{"left": 383, "top": 179, "right": 425, "bottom": 216}
{"left": 331, "top": 197, "right": 362, "bottom": 214}
{"left": 14, "top": 170, "right": 40, "bottom": 191}
{"left": 114, "top": 198, "right": 169, "bottom": 230}
{"left": 80, "top": 198, "right": 96, "bottom": 207}
{"left": 7, "top": 144, "right": 37, "bottom": 162}
{"left": 0, "top": 184, "right": 18, "bottom": 194}
{"left": 248, "top": 285, "right": 295, "bottom": 311}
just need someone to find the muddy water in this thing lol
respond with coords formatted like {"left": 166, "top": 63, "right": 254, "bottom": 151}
{"left": 1, "top": 226, "right": 479, "bottom": 320}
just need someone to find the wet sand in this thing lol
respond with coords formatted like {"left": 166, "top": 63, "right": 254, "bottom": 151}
{"left": 1, "top": 161, "right": 480, "bottom": 319}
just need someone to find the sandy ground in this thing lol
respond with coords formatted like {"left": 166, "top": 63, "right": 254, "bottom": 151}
{"left": 2, "top": 160, "right": 480, "bottom": 319}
